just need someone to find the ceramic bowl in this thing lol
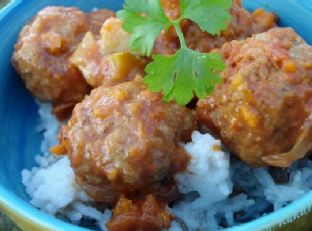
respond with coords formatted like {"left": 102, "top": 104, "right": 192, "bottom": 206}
{"left": 0, "top": 0, "right": 311, "bottom": 230}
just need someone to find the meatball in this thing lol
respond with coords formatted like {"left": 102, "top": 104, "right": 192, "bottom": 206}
{"left": 12, "top": 7, "right": 90, "bottom": 101}
{"left": 58, "top": 78, "right": 196, "bottom": 203}
{"left": 197, "top": 28, "right": 312, "bottom": 167}
{"left": 12, "top": 7, "right": 115, "bottom": 120}
{"left": 155, "top": 0, "right": 277, "bottom": 55}
{"left": 107, "top": 195, "right": 172, "bottom": 231}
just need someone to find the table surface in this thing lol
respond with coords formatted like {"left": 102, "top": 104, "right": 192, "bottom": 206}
{"left": 0, "top": 210, "right": 20, "bottom": 231}
{"left": 0, "top": 0, "right": 9, "bottom": 9}
{"left": 0, "top": 1, "right": 23, "bottom": 230}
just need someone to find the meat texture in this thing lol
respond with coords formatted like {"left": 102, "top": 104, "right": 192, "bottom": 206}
{"left": 12, "top": 7, "right": 115, "bottom": 120}
{"left": 155, "top": 0, "right": 277, "bottom": 55}
{"left": 58, "top": 78, "right": 196, "bottom": 203}
{"left": 197, "top": 28, "right": 312, "bottom": 167}
{"left": 107, "top": 195, "right": 173, "bottom": 231}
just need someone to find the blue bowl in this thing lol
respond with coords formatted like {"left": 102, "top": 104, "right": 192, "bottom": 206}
{"left": 0, "top": 0, "right": 311, "bottom": 230}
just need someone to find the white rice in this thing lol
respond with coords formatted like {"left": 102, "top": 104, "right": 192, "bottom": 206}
{"left": 22, "top": 103, "right": 312, "bottom": 231}
{"left": 170, "top": 132, "right": 233, "bottom": 230}
{"left": 21, "top": 103, "right": 111, "bottom": 230}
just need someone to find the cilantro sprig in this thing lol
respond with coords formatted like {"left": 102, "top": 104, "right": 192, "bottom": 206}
{"left": 117, "top": 0, "right": 232, "bottom": 105}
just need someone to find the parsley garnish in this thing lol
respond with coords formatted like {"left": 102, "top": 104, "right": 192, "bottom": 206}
{"left": 117, "top": 0, "right": 232, "bottom": 105}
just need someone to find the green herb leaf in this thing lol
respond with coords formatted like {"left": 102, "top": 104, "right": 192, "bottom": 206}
{"left": 180, "top": 0, "right": 232, "bottom": 35}
{"left": 117, "top": 0, "right": 171, "bottom": 56}
{"left": 144, "top": 48, "right": 224, "bottom": 105}
{"left": 118, "top": 0, "right": 232, "bottom": 105}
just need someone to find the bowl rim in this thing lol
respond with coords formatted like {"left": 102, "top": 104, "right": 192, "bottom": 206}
{"left": 0, "top": 0, "right": 312, "bottom": 230}
{"left": 0, "top": 0, "right": 21, "bottom": 21}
